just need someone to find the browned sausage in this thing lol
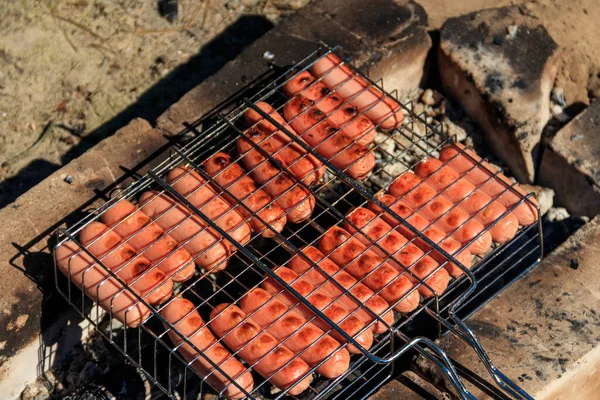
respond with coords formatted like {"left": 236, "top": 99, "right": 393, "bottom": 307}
{"left": 415, "top": 158, "right": 519, "bottom": 243}
{"left": 100, "top": 199, "right": 195, "bottom": 282}
{"left": 287, "top": 246, "right": 394, "bottom": 333}
{"left": 345, "top": 208, "right": 450, "bottom": 297}
{"left": 283, "top": 94, "right": 376, "bottom": 180}
{"left": 209, "top": 304, "right": 312, "bottom": 395}
{"left": 318, "top": 227, "right": 420, "bottom": 313}
{"left": 282, "top": 71, "right": 376, "bottom": 146}
{"left": 79, "top": 222, "right": 173, "bottom": 305}
{"left": 310, "top": 53, "right": 404, "bottom": 130}
{"left": 204, "top": 152, "right": 287, "bottom": 237}
{"left": 244, "top": 102, "right": 325, "bottom": 183}
{"left": 368, "top": 194, "right": 473, "bottom": 277}
{"left": 240, "top": 288, "right": 350, "bottom": 378}
{"left": 55, "top": 240, "right": 150, "bottom": 327}
{"left": 438, "top": 143, "right": 538, "bottom": 226}
{"left": 389, "top": 172, "right": 493, "bottom": 254}
{"left": 237, "top": 128, "right": 315, "bottom": 223}
{"left": 161, "top": 298, "right": 254, "bottom": 398}
{"left": 261, "top": 267, "right": 374, "bottom": 354}
{"left": 167, "top": 166, "right": 252, "bottom": 249}
{"left": 139, "top": 191, "right": 230, "bottom": 272}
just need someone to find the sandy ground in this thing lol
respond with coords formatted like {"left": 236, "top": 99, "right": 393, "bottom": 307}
{"left": 0, "top": 0, "right": 306, "bottom": 207}
{"left": 0, "top": 0, "right": 599, "bottom": 208}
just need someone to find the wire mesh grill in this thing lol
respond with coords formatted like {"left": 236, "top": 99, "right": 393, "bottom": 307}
{"left": 54, "top": 45, "right": 542, "bottom": 400}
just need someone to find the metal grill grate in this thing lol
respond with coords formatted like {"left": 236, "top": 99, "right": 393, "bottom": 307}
{"left": 54, "top": 44, "right": 542, "bottom": 400}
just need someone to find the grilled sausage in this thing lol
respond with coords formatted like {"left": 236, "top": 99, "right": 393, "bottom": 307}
{"left": 204, "top": 152, "right": 287, "bottom": 237}
{"left": 55, "top": 240, "right": 150, "bottom": 327}
{"left": 79, "top": 222, "right": 173, "bottom": 305}
{"left": 240, "top": 288, "right": 350, "bottom": 378}
{"left": 237, "top": 129, "right": 315, "bottom": 223}
{"left": 439, "top": 143, "right": 538, "bottom": 226}
{"left": 345, "top": 208, "right": 449, "bottom": 297}
{"left": 283, "top": 94, "right": 376, "bottom": 180}
{"left": 319, "top": 227, "right": 420, "bottom": 313}
{"left": 100, "top": 199, "right": 195, "bottom": 282}
{"left": 287, "top": 246, "right": 394, "bottom": 333}
{"left": 283, "top": 71, "right": 376, "bottom": 146}
{"left": 244, "top": 102, "right": 325, "bottom": 183}
{"left": 262, "top": 267, "right": 374, "bottom": 354}
{"left": 210, "top": 304, "right": 312, "bottom": 395}
{"left": 161, "top": 298, "right": 254, "bottom": 399}
{"left": 310, "top": 53, "right": 404, "bottom": 130}
{"left": 369, "top": 195, "right": 472, "bottom": 278}
{"left": 415, "top": 158, "right": 519, "bottom": 243}
{"left": 167, "top": 166, "right": 252, "bottom": 249}
{"left": 139, "top": 191, "right": 230, "bottom": 272}
{"left": 388, "top": 172, "right": 492, "bottom": 255}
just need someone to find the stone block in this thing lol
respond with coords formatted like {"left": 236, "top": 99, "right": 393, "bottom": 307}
{"left": 538, "top": 99, "right": 600, "bottom": 217}
{"left": 439, "top": 6, "right": 558, "bottom": 182}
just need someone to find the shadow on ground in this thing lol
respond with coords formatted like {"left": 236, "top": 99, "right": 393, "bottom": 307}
{"left": 0, "top": 14, "right": 274, "bottom": 209}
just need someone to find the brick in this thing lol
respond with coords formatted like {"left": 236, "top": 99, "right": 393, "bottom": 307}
{"left": 157, "top": 0, "right": 431, "bottom": 136}
{"left": 538, "top": 99, "right": 600, "bottom": 217}
{"left": 414, "top": 216, "right": 600, "bottom": 398}
{"left": 439, "top": 6, "right": 558, "bottom": 183}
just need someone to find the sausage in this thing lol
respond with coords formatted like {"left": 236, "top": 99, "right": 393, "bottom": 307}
{"left": 283, "top": 94, "right": 376, "bottom": 180}
{"left": 167, "top": 167, "right": 252, "bottom": 249}
{"left": 79, "top": 222, "right": 173, "bottom": 305}
{"left": 139, "top": 191, "right": 230, "bottom": 272}
{"left": 209, "top": 304, "right": 312, "bottom": 395}
{"left": 282, "top": 71, "right": 376, "bottom": 146}
{"left": 415, "top": 158, "right": 519, "bottom": 243}
{"left": 310, "top": 53, "right": 404, "bottom": 130}
{"left": 287, "top": 246, "right": 394, "bottom": 333}
{"left": 261, "top": 267, "right": 373, "bottom": 354}
{"left": 389, "top": 172, "right": 492, "bottom": 254}
{"left": 345, "top": 208, "right": 449, "bottom": 297}
{"left": 368, "top": 195, "right": 472, "bottom": 278}
{"left": 319, "top": 227, "right": 420, "bottom": 313}
{"left": 244, "top": 102, "right": 325, "bottom": 183}
{"left": 204, "top": 152, "right": 287, "bottom": 237}
{"left": 438, "top": 143, "right": 538, "bottom": 226}
{"left": 240, "top": 288, "right": 350, "bottom": 378}
{"left": 100, "top": 199, "right": 195, "bottom": 282}
{"left": 237, "top": 129, "right": 315, "bottom": 223}
{"left": 55, "top": 240, "right": 150, "bottom": 327}
{"left": 161, "top": 298, "right": 253, "bottom": 399}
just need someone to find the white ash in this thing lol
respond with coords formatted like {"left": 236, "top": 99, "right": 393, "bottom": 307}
{"left": 546, "top": 207, "right": 570, "bottom": 222}
{"left": 507, "top": 24, "right": 518, "bottom": 38}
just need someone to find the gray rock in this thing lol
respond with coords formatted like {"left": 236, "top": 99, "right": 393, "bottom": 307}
{"left": 370, "top": 371, "right": 451, "bottom": 400}
{"left": 439, "top": 6, "right": 558, "bottom": 183}
{"left": 538, "top": 99, "right": 600, "bottom": 217}
{"left": 552, "top": 87, "right": 566, "bottom": 107}
{"left": 520, "top": 184, "right": 554, "bottom": 216}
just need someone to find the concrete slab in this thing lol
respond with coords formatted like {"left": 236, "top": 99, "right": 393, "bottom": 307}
{"left": 415, "top": 217, "right": 600, "bottom": 399}
{"left": 0, "top": 119, "right": 167, "bottom": 376}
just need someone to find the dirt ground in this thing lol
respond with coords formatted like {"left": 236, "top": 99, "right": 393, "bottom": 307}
{"left": 0, "top": 0, "right": 599, "bottom": 208}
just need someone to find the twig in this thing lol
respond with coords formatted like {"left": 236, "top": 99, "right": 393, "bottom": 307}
{"left": 52, "top": 13, "right": 107, "bottom": 41}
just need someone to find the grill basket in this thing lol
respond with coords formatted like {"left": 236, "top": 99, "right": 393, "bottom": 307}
{"left": 54, "top": 45, "right": 542, "bottom": 400}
